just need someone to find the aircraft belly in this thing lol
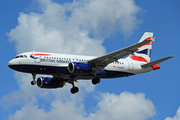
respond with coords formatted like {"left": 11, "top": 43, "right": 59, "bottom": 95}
{"left": 101, "top": 70, "right": 134, "bottom": 78}
{"left": 9, "top": 64, "right": 135, "bottom": 79}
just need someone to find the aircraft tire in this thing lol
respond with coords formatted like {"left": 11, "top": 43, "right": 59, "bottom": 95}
{"left": 92, "top": 78, "right": 101, "bottom": 85}
{"left": 31, "top": 81, "right": 36, "bottom": 85}
{"left": 70, "top": 87, "right": 79, "bottom": 94}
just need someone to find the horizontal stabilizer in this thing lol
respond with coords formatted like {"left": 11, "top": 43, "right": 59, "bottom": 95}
{"left": 141, "top": 56, "right": 174, "bottom": 69}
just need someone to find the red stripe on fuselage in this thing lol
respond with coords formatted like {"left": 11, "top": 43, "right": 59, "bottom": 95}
{"left": 30, "top": 53, "right": 51, "bottom": 56}
{"left": 130, "top": 55, "right": 149, "bottom": 63}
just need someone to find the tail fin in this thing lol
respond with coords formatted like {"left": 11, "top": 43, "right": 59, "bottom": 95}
{"left": 128, "top": 32, "right": 154, "bottom": 63}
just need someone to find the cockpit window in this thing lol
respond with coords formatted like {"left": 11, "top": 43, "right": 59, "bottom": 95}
{"left": 15, "top": 56, "right": 20, "bottom": 58}
{"left": 15, "top": 55, "right": 28, "bottom": 59}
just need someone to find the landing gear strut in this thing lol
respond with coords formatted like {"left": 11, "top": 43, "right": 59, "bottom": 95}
{"left": 69, "top": 80, "right": 79, "bottom": 94}
{"left": 31, "top": 73, "right": 36, "bottom": 85}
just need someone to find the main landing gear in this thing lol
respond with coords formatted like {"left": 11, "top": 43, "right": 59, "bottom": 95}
{"left": 69, "top": 78, "right": 101, "bottom": 94}
{"left": 70, "top": 87, "right": 79, "bottom": 94}
{"left": 92, "top": 77, "right": 101, "bottom": 85}
{"left": 31, "top": 73, "right": 36, "bottom": 85}
{"left": 69, "top": 78, "right": 100, "bottom": 94}
{"left": 69, "top": 80, "right": 79, "bottom": 94}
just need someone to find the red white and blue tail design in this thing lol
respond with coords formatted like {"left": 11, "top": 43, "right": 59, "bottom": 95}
{"left": 128, "top": 32, "right": 154, "bottom": 63}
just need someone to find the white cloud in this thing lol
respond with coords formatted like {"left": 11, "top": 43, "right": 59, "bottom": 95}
{"left": 8, "top": 92, "right": 156, "bottom": 120}
{"left": 89, "top": 92, "right": 156, "bottom": 120}
{"left": 7, "top": 0, "right": 142, "bottom": 54}
{"left": 8, "top": 12, "right": 105, "bottom": 55}
{"left": 165, "top": 106, "right": 180, "bottom": 120}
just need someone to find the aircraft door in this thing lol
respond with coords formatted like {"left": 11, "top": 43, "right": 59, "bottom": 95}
{"left": 34, "top": 56, "right": 41, "bottom": 63}
{"left": 126, "top": 59, "right": 134, "bottom": 71}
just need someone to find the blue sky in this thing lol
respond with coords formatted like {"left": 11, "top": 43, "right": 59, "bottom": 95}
{"left": 0, "top": 0, "right": 180, "bottom": 120}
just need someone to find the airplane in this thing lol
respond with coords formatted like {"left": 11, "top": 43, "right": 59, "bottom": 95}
{"left": 8, "top": 32, "right": 173, "bottom": 94}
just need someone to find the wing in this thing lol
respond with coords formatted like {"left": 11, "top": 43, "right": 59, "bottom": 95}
{"left": 88, "top": 40, "right": 152, "bottom": 72}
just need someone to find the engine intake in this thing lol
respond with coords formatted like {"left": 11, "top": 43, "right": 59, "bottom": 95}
{"left": 67, "top": 62, "right": 93, "bottom": 74}
{"left": 37, "top": 77, "right": 66, "bottom": 89}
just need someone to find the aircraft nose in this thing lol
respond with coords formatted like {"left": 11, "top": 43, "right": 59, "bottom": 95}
{"left": 8, "top": 60, "right": 12, "bottom": 67}
{"left": 8, "top": 59, "right": 24, "bottom": 72}
{"left": 8, "top": 59, "right": 15, "bottom": 69}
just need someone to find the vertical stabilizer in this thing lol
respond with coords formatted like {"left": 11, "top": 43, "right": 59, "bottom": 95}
{"left": 128, "top": 32, "right": 154, "bottom": 63}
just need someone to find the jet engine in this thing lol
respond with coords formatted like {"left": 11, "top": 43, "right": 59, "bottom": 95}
{"left": 37, "top": 77, "right": 66, "bottom": 89}
{"left": 67, "top": 62, "right": 94, "bottom": 74}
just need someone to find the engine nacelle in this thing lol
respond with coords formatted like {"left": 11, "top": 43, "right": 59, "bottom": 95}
{"left": 37, "top": 77, "right": 66, "bottom": 89}
{"left": 67, "top": 62, "right": 93, "bottom": 74}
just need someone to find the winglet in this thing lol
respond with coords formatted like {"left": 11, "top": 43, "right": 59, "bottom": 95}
{"left": 141, "top": 56, "right": 174, "bottom": 69}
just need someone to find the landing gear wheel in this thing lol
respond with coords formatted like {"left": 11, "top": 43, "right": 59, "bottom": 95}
{"left": 92, "top": 78, "right": 101, "bottom": 85}
{"left": 70, "top": 87, "right": 79, "bottom": 94}
{"left": 31, "top": 81, "right": 36, "bottom": 85}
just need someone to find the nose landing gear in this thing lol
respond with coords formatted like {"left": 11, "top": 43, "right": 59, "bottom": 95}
{"left": 31, "top": 73, "right": 36, "bottom": 85}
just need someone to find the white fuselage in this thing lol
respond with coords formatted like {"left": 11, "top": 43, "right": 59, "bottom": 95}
{"left": 8, "top": 52, "right": 153, "bottom": 80}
